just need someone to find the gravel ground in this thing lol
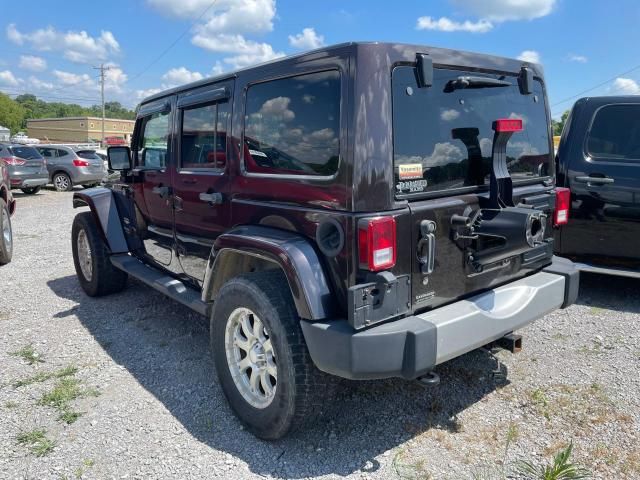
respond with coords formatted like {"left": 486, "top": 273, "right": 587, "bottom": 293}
{"left": 0, "top": 189, "right": 638, "bottom": 480}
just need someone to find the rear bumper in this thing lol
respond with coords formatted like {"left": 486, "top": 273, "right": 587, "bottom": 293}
{"left": 70, "top": 168, "right": 105, "bottom": 184}
{"left": 10, "top": 173, "right": 48, "bottom": 188}
{"left": 301, "top": 257, "right": 579, "bottom": 380}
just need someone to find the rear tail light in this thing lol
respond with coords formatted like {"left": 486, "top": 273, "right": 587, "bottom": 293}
{"left": 554, "top": 187, "right": 570, "bottom": 226}
{"left": 358, "top": 216, "right": 396, "bottom": 271}
{"left": 73, "top": 159, "right": 90, "bottom": 167}
{"left": 2, "top": 156, "right": 26, "bottom": 166}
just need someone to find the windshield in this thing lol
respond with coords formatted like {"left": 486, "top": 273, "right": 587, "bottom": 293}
{"left": 392, "top": 67, "right": 551, "bottom": 196}
{"left": 10, "top": 146, "right": 42, "bottom": 160}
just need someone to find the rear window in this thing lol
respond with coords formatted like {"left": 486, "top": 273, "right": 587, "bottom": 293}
{"left": 392, "top": 67, "right": 551, "bottom": 196}
{"left": 76, "top": 150, "right": 101, "bottom": 160}
{"left": 587, "top": 104, "right": 640, "bottom": 161}
{"left": 10, "top": 146, "right": 42, "bottom": 160}
{"left": 244, "top": 70, "right": 341, "bottom": 176}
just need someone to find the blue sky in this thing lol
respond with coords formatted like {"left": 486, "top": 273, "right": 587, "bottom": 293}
{"left": 1, "top": 0, "right": 639, "bottom": 118}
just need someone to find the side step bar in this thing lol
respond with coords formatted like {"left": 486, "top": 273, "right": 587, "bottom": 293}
{"left": 110, "top": 254, "right": 211, "bottom": 317}
{"left": 574, "top": 262, "right": 640, "bottom": 279}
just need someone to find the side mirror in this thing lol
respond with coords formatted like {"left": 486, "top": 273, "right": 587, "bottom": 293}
{"left": 107, "top": 146, "right": 132, "bottom": 171}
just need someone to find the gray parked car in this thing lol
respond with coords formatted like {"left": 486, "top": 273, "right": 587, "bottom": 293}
{"left": 37, "top": 145, "right": 105, "bottom": 192}
{"left": 0, "top": 143, "right": 48, "bottom": 194}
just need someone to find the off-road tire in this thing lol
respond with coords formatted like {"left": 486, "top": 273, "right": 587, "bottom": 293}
{"left": 71, "top": 212, "right": 128, "bottom": 296}
{"left": 53, "top": 172, "right": 73, "bottom": 192}
{"left": 211, "top": 270, "right": 335, "bottom": 440}
{"left": 0, "top": 199, "right": 12, "bottom": 265}
{"left": 20, "top": 186, "right": 41, "bottom": 194}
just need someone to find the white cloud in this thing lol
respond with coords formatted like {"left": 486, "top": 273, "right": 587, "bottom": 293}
{"left": 7, "top": 24, "right": 120, "bottom": 63}
{"left": 612, "top": 77, "right": 640, "bottom": 95}
{"left": 0, "top": 70, "right": 22, "bottom": 87}
{"left": 451, "top": 0, "right": 556, "bottom": 22}
{"left": 568, "top": 54, "right": 588, "bottom": 63}
{"left": 148, "top": 0, "right": 281, "bottom": 70}
{"left": 19, "top": 55, "right": 47, "bottom": 72}
{"left": 162, "top": 67, "right": 203, "bottom": 85}
{"left": 416, "top": 16, "right": 493, "bottom": 33}
{"left": 211, "top": 62, "right": 225, "bottom": 76}
{"left": 440, "top": 109, "right": 461, "bottom": 121}
{"left": 288, "top": 28, "right": 325, "bottom": 49}
{"left": 104, "top": 63, "right": 128, "bottom": 93}
{"left": 148, "top": 0, "right": 276, "bottom": 33}
{"left": 136, "top": 87, "right": 163, "bottom": 100}
{"left": 52, "top": 70, "right": 94, "bottom": 87}
{"left": 192, "top": 33, "right": 284, "bottom": 68}
{"left": 27, "top": 76, "right": 54, "bottom": 90}
{"left": 417, "top": 0, "right": 555, "bottom": 35}
{"left": 517, "top": 50, "right": 541, "bottom": 63}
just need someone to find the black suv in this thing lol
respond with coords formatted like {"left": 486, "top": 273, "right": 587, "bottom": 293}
{"left": 69, "top": 42, "right": 578, "bottom": 439}
{"left": 555, "top": 96, "right": 640, "bottom": 277}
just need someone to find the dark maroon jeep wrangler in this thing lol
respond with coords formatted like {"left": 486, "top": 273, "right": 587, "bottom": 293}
{"left": 70, "top": 42, "right": 578, "bottom": 439}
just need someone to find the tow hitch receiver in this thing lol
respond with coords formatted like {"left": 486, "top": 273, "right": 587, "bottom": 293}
{"left": 494, "top": 333, "right": 523, "bottom": 354}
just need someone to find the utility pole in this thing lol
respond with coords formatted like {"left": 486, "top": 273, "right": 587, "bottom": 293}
{"left": 93, "top": 64, "right": 111, "bottom": 147}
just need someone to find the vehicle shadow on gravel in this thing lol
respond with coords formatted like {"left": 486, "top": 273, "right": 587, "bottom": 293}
{"left": 576, "top": 272, "right": 640, "bottom": 313}
{"left": 48, "top": 274, "right": 509, "bottom": 479}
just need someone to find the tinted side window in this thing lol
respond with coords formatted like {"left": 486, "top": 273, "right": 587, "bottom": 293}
{"left": 244, "top": 70, "right": 340, "bottom": 176}
{"left": 587, "top": 104, "right": 640, "bottom": 161}
{"left": 136, "top": 111, "right": 170, "bottom": 168}
{"left": 180, "top": 101, "right": 230, "bottom": 169}
{"left": 38, "top": 148, "right": 56, "bottom": 158}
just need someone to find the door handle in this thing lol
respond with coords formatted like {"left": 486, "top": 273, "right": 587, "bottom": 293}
{"left": 152, "top": 185, "right": 171, "bottom": 198}
{"left": 575, "top": 176, "right": 614, "bottom": 185}
{"left": 417, "top": 220, "right": 437, "bottom": 275}
{"left": 199, "top": 192, "right": 223, "bottom": 205}
{"left": 181, "top": 178, "right": 198, "bottom": 185}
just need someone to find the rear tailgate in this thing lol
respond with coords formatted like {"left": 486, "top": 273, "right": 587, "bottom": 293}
{"left": 77, "top": 150, "right": 107, "bottom": 174}
{"left": 392, "top": 65, "right": 555, "bottom": 312}
{"left": 9, "top": 146, "right": 46, "bottom": 172}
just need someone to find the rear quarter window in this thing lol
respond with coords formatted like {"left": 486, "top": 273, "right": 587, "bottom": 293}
{"left": 587, "top": 104, "right": 640, "bottom": 161}
{"left": 244, "top": 70, "right": 341, "bottom": 176}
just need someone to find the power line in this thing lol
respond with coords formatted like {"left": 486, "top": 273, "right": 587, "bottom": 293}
{"left": 127, "top": 0, "right": 218, "bottom": 83}
{"left": 550, "top": 62, "right": 640, "bottom": 112}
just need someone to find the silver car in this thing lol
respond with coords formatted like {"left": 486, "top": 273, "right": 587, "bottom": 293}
{"left": 0, "top": 143, "right": 49, "bottom": 194}
{"left": 37, "top": 145, "right": 106, "bottom": 192}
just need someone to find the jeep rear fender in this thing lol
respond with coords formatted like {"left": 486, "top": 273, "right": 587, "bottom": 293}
{"left": 204, "top": 225, "right": 335, "bottom": 320}
{"left": 73, "top": 188, "right": 129, "bottom": 254}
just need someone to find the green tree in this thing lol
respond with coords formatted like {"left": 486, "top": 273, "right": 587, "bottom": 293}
{"left": 0, "top": 93, "right": 26, "bottom": 133}
{"left": 552, "top": 110, "right": 570, "bottom": 136}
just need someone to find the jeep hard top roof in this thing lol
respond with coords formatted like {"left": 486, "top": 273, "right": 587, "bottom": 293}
{"left": 139, "top": 41, "right": 543, "bottom": 107}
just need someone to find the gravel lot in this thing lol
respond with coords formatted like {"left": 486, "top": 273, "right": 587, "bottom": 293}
{"left": 1, "top": 189, "right": 639, "bottom": 480}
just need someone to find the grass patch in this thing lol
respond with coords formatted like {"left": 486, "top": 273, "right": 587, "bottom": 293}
{"left": 39, "top": 377, "right": 82, "bottom": 409}
{"left": 4, "top": 400, "right": 19, "bottom": 409}
{"left": 59, "top": 409, "right": 82, "bottom": 424}
{"left": 516, "top": 442, "right": 591, "bottom": 479}
{"left": 13, "top": 364, "right": 78, "bottom": 387}
{"left": 37, "top": 375, "right": 99, "bottom": 424}
{"left": 10, "top": 344, "right": 44, "bottom": 365}
{"left": 16, "top": 428, "right": 55, "bottom": 456}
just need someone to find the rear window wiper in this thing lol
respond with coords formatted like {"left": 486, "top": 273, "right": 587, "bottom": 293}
{"left": 444, "top": 76, "right": 511, "bottom": 92}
